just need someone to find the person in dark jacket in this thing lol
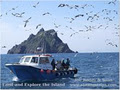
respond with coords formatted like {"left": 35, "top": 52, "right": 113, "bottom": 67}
{"left": 66, "top": 58, "right": 70, "bottom": 69}
{"left": 51, "top": 59, "right": 55, "bottom": 70}
{"left": 62, "top": 60, "right": 65, "bottom": 66}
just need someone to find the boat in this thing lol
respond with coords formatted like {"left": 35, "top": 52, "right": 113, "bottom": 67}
{"left": 5, "top": 54, "right": 78, "bottom": 81}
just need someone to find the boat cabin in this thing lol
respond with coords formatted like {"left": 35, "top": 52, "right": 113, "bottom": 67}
{"left": 19, "top": 54, "right": 53, "bottom": 70}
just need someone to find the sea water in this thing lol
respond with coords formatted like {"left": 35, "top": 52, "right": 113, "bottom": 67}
{"left": 1, "top": 53, "right": 119, "bottom": 89}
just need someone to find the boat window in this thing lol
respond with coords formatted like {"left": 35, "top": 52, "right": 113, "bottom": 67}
{"left": 24, "top": 57, "right": 31, "bottom": 62}
{"left": 19, "top": 57, "right": 24, "bottom": 63}
{"left": 39, "top": 57, "right": 49, "bottom": 64}
{"left": 31, "top": 57, "right": 38, "bottom": 63}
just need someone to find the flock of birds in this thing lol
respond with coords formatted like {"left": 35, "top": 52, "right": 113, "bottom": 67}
{"left": 0, "top": 0, "right": 119, "bottom": 49}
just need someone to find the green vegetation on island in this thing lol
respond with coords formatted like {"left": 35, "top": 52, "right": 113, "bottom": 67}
{"left": 7, "top": 28, "right": 74, "bottom": 54}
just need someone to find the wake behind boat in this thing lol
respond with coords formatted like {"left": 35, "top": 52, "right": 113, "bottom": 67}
{"left": 5, "top": 54, "right": 78, "bottom": 81}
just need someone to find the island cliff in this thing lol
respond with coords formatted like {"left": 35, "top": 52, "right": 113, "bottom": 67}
{"left": 7, "top": 28, "right": 74, "bottom": 54}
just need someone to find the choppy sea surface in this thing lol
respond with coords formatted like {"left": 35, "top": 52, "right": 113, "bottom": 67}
{"left": 1, "top": 53, "right": 119, "bottom": 89}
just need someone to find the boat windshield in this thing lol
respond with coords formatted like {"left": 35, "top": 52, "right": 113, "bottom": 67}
{"left": 39, "top": 57, "right": 49, "bottom": 64}
{"left": 19, "top": 57, "right": 24, "bottom": 63}
{"left": 31, "top": 57, "right": 38, "bottom": 63}
{"left": 24, "top": 57, "right": 31, "bottom": 62}
{"left": 19, "top": 57, "right": 25, "bottom": 63}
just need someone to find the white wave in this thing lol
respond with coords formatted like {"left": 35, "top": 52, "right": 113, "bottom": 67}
{"left": 12, "top": 76, "right": 19, "bottom": 81}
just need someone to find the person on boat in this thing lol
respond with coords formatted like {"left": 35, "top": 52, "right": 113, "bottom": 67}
{"left": 66, "top": 58, "right": 70, "bottom": 69}
{"left": 61, "top": 59, "right": 66, "bottom": 70}
{"left": 51, "top": 59, "right": 55, "bottom": 70}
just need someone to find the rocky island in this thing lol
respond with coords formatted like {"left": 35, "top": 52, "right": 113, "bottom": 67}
{"left": 7, "top": 28, "right": 74, "bottom": 54}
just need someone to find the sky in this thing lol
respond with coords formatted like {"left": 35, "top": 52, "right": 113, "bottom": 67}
{"left": 0, "top": 0, "right": 119, "bottom": 54}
